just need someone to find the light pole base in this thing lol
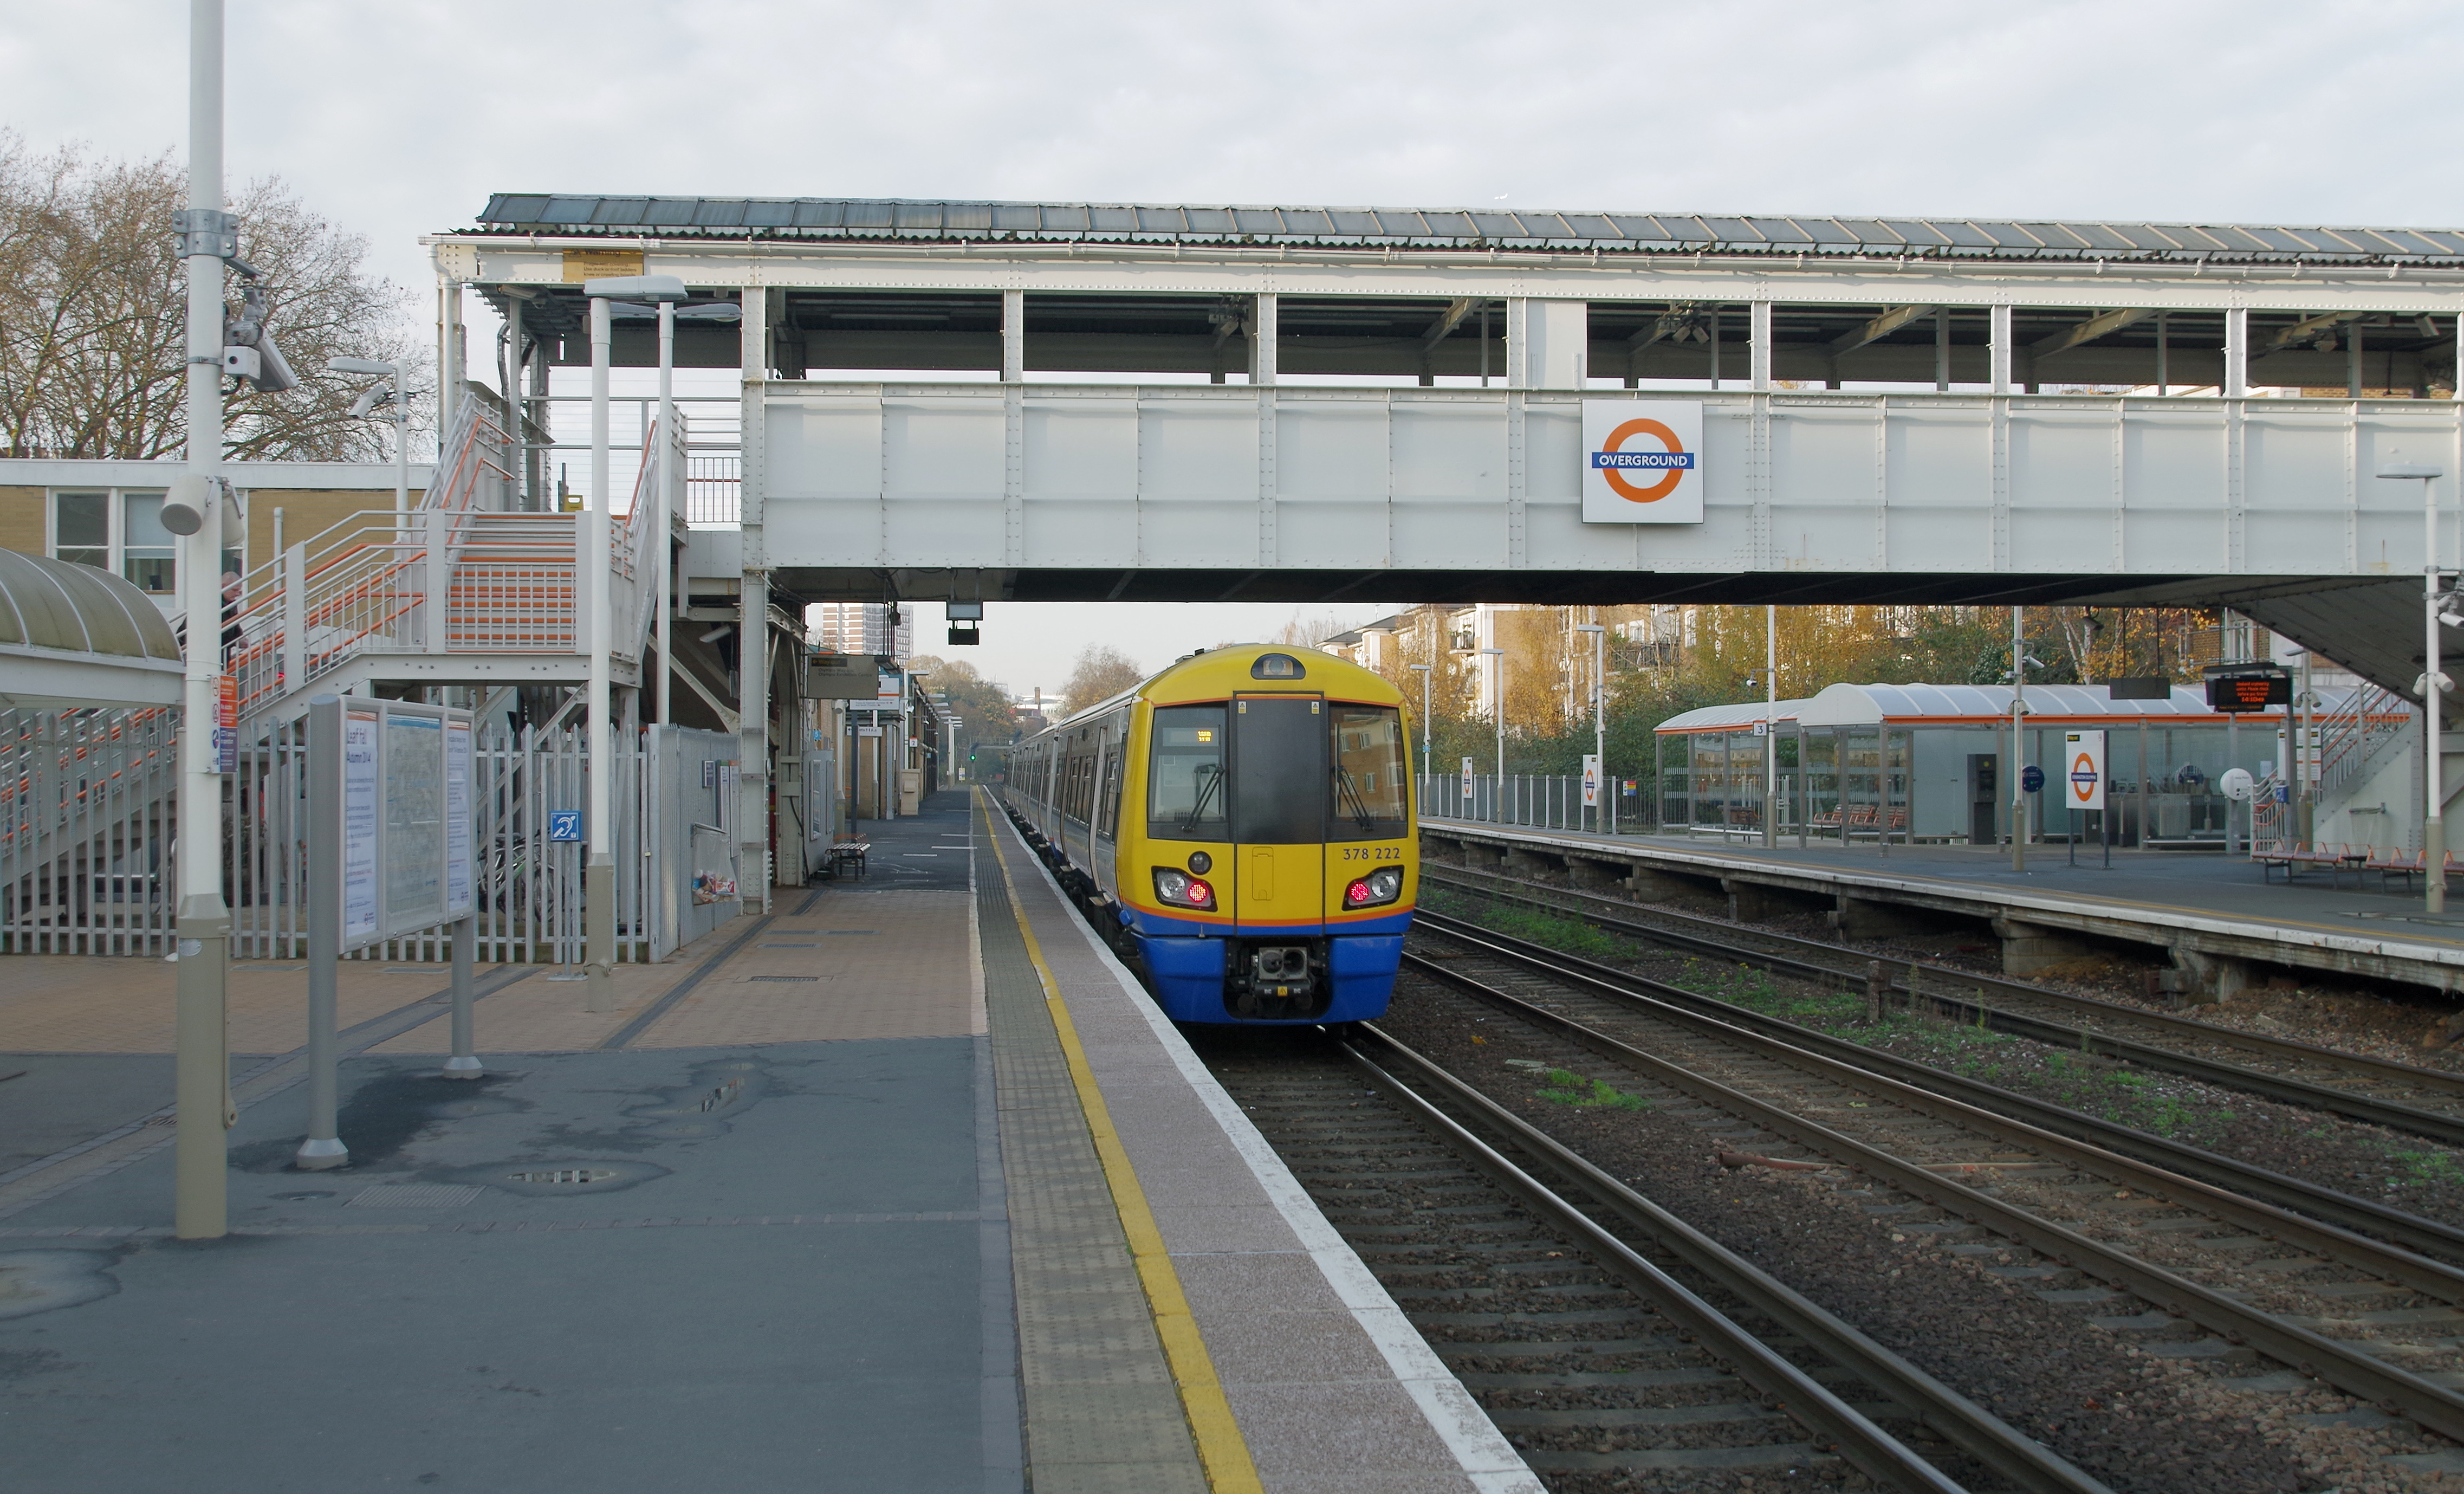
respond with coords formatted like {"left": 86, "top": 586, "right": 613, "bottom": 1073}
{"left": 293, "top": 1137, "right": 348, "bottom": 1171}
{"left": 442, "top": 1055, "right": 484, "bottom": 1079}
{"left": 2430, "top": 817, "right": 2447, "bottom": 915}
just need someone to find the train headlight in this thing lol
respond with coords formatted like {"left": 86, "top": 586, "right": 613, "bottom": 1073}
{"left": 1344, "top": 866, "right": 1403, "bottom": 908}
{"left": 1153, "top": 867, "right": 1216, "bottom": 910}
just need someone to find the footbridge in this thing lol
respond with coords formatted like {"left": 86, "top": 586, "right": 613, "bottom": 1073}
{"left": 436, "top": 196, "right": 2464, "bottom": 695}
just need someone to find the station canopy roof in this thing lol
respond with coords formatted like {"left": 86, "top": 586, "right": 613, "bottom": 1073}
{"left": 0, "top": 549, "right": 183, "bottom": 710}
{"left": 1658, "top": 682, "right": 2231, "bottom": 733}
{"left": 468, "top": 194, "right": 2464, "bottom": 267}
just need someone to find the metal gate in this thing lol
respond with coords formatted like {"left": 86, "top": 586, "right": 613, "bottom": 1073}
{"left": 0, "top": 709, "right": 178, "bottom": 954}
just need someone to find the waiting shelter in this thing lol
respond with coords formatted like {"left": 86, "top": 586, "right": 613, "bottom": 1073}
{"left": 1655, "top": 682, "right": 2281, "bottom": 848}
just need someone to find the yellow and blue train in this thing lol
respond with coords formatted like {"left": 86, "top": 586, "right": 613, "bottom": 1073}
{"left": 1000, "top": 644, "right": 1418, "bottom": 1025}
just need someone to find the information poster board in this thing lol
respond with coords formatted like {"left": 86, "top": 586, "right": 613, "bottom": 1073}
{"left": 2065, "top": 730, "right": 2106, "bottom": 812}
{"left": 331, "top": 697, "right": 476, "bottom": 953}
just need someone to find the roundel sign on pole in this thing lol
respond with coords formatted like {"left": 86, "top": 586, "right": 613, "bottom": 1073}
{"left": 2064, "top": 730, "right": 2106, "bottom": 812}
{"left": 1582, "top": 400, "right": 1705, "bottom": 524}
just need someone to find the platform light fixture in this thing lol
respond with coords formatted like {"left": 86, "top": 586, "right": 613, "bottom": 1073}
{"left": 326, "top": 357, "right": 411, "bottom": 515}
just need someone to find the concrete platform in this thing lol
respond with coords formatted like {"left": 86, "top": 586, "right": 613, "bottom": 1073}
{"left": 1424, "top": 815, "right": 2464, "bottom": 998}
{"left": 0, "top": 791, "right": 1535, "bottom": 1494}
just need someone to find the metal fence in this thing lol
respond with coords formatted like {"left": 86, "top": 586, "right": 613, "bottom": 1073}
{"left": 0, "top": 709, "right": 179, "bottom": 954}
{"left": 2, "top": 707, "right": 741, "bottom": 965}
{"left": 1417, "top": 772, "right": 1657, "bottom": 835}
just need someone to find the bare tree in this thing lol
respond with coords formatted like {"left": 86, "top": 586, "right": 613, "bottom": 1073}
{"left": 1060, "top": 643, "right": 1146, "bottom": 715}
{"left": 0, "top": 131, "right": 423, "bottom": 462}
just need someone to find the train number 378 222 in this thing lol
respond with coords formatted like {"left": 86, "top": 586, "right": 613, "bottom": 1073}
{"left": 1339, "top": 846, "right": 1404, "bottom": 862}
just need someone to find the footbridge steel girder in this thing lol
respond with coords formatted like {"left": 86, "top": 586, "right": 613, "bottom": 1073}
{"left": 433, "top": 194, "right": 2464, "bottom": 703}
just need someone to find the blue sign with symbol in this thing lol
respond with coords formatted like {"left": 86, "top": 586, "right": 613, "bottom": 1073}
{"left": 1590, "top": 450, "right": 1697, "bottom": 470}
{"left": 548, "top": 811, "right": 582, "bottom": 843}
{"left": 2020, "top": 765, "right": 2045, "bottom": 793}
{"left": 2070, "top": 766, "right": 2099, "bottom": 790}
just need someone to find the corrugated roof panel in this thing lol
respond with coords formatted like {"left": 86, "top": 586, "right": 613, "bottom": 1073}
{"left": 459, "top": 195, "right": 2464, "bottom": 264}
{"left": 2021, "top": 222, "right": 2093, "bottom": 250}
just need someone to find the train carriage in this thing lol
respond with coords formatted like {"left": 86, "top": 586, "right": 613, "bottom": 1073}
{"left": 1001, "top": 644, "right": 1418, "bottom": 1024}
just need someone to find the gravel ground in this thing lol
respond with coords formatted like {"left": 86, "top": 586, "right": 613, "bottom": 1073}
{"left": 1373, "top": 976, "right": 2317, "bottom": 1494}
{"left": 1422, "top": 883, "right": 2464, "bottom": 1235}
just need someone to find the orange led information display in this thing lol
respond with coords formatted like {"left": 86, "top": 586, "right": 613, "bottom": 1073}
{"left": 2207, "top": 674, "right": 2291, "bottom": 712}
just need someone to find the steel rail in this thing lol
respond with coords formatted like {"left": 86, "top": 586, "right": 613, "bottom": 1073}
{"left": 1417, "top": 906, "right": 2464, "bottom": 1268}
{"left": 1424, "top": 862, "right": 2464, "bottom": 1146}
{"left": 1397, "top": 943, "right": 2464, "bottom": 1444}
{"left": 1345, "top": 1027, "right": 2113, "bottom": 1494}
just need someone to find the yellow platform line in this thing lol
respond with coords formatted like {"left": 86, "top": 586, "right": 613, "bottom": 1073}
{"left": 982, "top": 798, "right": 1265, "bottom": 1494}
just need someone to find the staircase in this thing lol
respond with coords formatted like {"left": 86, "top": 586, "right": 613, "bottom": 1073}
{"left": 2316, "top": 681, "right": 2413, "bottom": 802}
{"left": 222, "top": 398, "right": 675, "bottom": 723}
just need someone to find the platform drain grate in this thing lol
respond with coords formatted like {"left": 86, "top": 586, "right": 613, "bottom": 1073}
{"left": 747, "top": 975, "right": 821, "bottom": 982}
{"left": 503, "top": 1168, "right": 615, "bottom": 1185}
{"left": 761, "top": 942, "right": 820, "bottom": 948}
{"left": 346, "top": 1184, "right": 482, "bottom": 1209}
{"left": 820, "top": 930, "right": 878, "bottom": 936}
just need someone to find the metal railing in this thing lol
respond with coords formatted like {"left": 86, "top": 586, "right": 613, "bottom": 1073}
{"left": 2316, "top": 681, "right": 2413, "bottom": 800}
{"left": 218, "top": 399, "right": 663, "bottom": 723}
{"left": 1418, "top": 772, "right": 1646, "bottom": 834}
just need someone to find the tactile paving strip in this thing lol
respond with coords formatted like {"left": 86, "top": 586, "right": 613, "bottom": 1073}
{"left": 976, "top": 798, "right": 1210, "bottom": 1494}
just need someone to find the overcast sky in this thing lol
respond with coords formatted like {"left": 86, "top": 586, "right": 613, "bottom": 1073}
{"left": 6, "top": 0, "right": 2459, "bottom": 691}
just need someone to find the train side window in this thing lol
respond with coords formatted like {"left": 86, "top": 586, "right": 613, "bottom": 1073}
{"left": 1097, "top": 748, "right": 1122, "bottom": 837}
{"left": 1148, "top": 704, "right": 1228, "bottom": 841}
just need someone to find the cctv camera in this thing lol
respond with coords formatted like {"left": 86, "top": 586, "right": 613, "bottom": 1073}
{"left": 161, "top": 473, "right": 213, "bottom": 536}
{"left": 348, "top": 386, "right": 384, "bottom": 419}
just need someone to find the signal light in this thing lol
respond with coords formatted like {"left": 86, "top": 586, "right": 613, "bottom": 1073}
{"left": 1153, "top": 867, "right": 1216, "bottom": 910}
{"left": 1344, "top": 866, "right": 1403, "bottom": 908}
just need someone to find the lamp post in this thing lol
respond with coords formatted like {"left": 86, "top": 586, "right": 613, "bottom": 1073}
{"left": 1764, "top": 606, "right": 1778, "bottom": 846}
{"left": 171, "top": 0, "right": 231, "bottom": 1240}
{"left": 325, "top": 358, "right": 408, "bottom": 515}
{"left": 1574, "top": 623, "right": 1605, "bottom": 833}
{"left": 1408, "top": 662, "right": 1432, "bottom": 791}
{"left": 2383, "top": 463, "right": 2448, "bottom": 911}
{"left": 1479, "top": 646, "right": 1506, "bottom": 821}
{"left": 2010, "top": 606, "right": 2029, "bottom": 873}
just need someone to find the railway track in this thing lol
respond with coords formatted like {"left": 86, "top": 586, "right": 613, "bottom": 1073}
{"left": 1200, "top": 1027, "right": 2113, "bottom": 1493}
{"left": 1400, "top": 913, "right": 2464, "bottom": 1458}
{"left": 1424, "top": 860, "right": 2464, "bottom": 1148}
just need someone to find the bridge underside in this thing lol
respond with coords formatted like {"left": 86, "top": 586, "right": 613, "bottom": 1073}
{"left": 767, "top": 565, "right": 2429, "bottom": 700}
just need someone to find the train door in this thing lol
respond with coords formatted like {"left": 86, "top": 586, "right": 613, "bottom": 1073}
{"left": 1230, "top": 694, "right": 1326, "bottom": 929}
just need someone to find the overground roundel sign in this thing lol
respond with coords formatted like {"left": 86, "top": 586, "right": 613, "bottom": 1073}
{"left": 1596, "top": 418, "right": 1691, "bottom": 502}
{"left": 1581, "top": 400, "right": 1705, "bottom": 525}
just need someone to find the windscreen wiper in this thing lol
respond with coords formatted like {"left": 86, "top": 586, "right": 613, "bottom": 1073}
{"left": 1332, "top": 765, "right": 1378, "bottom": 832}
{"left": 1179, "top": 764, "right": 1224, "bottom": 832}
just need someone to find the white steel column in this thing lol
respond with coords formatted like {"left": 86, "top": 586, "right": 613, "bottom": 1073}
{"left": 1001, "top": 288, "right": 1024, "bottom": 382}
{"left": 656, "top": 300, "right": 675, "bottom": 726}
{"left": 1249, "top": 293, "right": 1276, "bottom": 385}
{"left": 173, "top": 0, "right": 230, "bottom": 1241}
{"left": 1989, "top": 305, "right": 2014, "bottom": 393}
{"left": 739, "top": 286, "right": 771, "bottom": 908}
{"left": 1749, "top": 301, "right": 1773, "bottom": 390}
{"left": 2223, "top": 308, "right": 2249, "bottom": 398}
{"left": 583, "top": 295, "right": 615, "bottom": 1011}
{"left": 1506, "top": 299, "right": 1529, "bottom": 388}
